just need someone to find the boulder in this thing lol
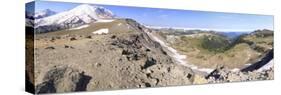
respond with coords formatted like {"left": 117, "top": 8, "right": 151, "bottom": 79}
{"left": 206, "top": 65, "right": 274, "bottom": 83}
{"left": 146, "top": 64, "right": 194, "bottom": 86}
{"left": 35, "top": 66, "right": 92, "bottom": 94}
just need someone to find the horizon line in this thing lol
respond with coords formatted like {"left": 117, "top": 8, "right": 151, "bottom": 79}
{"left": 144, "top": 25, "right": 273, "bottom": 32}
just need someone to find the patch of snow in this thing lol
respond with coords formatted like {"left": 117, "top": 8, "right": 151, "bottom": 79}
{"left": 244, "top": 64, "right": 252, "bottom": 66}
{"left": 146, "top": 32, "right": 184, "bottom": 64}
{"left": 126, "top": 24, "right": 131, "bottom": 29}
{"left": 231, "top": 68, "right": 240, "bottom": 72}
{"left": 92, "top": 28, "right": 109, "bottom": 34}
{"left": 69, "top": 24, "right": 89, "bottom": 30}
{"left": 145, "top": 31, "right": 214, "bottom": 73}
{"left": 198, "top": 68, "right": 215, "bottom": 73}
{"left": 95, "top": 19, "right": 115, "bottom": 23}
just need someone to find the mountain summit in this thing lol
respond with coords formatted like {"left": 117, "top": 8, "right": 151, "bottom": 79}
{"left": 69, "top": 4, "right": 114, "bottom": 20}
{"left": 35, "top": 4, "right": 115, "bottom": 33}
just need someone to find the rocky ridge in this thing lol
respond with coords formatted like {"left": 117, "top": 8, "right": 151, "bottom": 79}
{"left": 32, "top": 19, "right": 196, "bottom": 93}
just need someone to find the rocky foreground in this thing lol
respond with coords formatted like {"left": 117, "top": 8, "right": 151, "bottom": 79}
{"left": 33, "top": 34, "right": 195, "bottom": 93}
{"left": 26, "top": 19, "right": 274, "bottom": 94}
{"left": 194, "top": 66, "right": 273, "bottom": 84}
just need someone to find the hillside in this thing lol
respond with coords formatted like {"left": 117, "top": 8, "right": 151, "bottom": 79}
{"left": 32, "top": 19, "right": 196, "bottom": 93}
{"left": 236, "top": 29, "right": 273, "bottom": 53}
{"left": 158, "top": 30, "right": 273, "bottom": 69}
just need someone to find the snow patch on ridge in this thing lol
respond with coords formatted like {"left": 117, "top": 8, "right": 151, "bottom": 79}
{"left": 231, "top": 68, "right": 240, "bottom": 72}
{"left": 145, "top": 31, "right": 214, "bottom": 73}
{"left": 93, "top": 28, "right": 109, "bottom": 34}
{"left": 95, "top": 19, "right": 115, "bottom": 23}
{"left": 69, "top": 24, "right": 89, "bottom": 30}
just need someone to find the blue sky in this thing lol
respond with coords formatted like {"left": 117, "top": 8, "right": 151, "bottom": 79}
{"left": 27, "top": 1, "right": 274, "bottom": 32}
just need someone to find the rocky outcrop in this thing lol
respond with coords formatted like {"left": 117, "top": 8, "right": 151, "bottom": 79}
{"left": 35, "top": 66, "right": 92, "bottom": 94}
{"left": 205, "top": 66, "right": 273, "bottom": 83}
{"left": 145, "top": 64, "right": 194, "bottom": 86}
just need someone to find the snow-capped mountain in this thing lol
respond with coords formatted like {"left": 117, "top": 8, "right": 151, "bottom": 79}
{"left": 26, "top": 11, "right": 35, "bottom": 27}
{"left": 34, "top": 9, "right": 57, "bottom": 19}
{"left": 35, "top": 4, "right": 115, "bottom": 33}
{"left": 26, "top": 11, "right": 34, "bottom": 19}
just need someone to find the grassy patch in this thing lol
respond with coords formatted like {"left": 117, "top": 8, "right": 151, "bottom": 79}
{"left": 200, "top": 35, "right": 230, "bottom": 53}
{"left": 168, "top": 32, "right": 269, "bottom": 68}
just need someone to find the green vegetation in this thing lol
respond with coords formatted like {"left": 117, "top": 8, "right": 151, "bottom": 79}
{"left": 231, "top": 29, "right": 273, "bottom": 53}
{"left": 166, "top": 30, "right": 273, "bottom": 68}
{"left": 201, "top": 35, "right": 230, "bottom": 53}
{"left": 174, "top": 34, "right": 231, "bottom": 54}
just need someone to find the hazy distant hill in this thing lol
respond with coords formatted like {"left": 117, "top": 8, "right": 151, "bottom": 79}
{"left": 218, "top": 32, "right": 248, "bottom": 39}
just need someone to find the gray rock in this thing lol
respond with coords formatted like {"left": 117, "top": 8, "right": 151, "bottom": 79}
{"left": 35, "top": 66, "right": 92, "bottom": 94}
{"left": 147, "top": 64, "right": 194, "bottom": 86}
{"left": 206, "top": 66, "right": 274, "bottom": 83}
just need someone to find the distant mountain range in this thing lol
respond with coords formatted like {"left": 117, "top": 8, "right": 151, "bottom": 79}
{"left": 218, "top": 32, "right": 249, "bottom": 39}
{"left": 146, "top": 25, "right": 257, "bottom": 32}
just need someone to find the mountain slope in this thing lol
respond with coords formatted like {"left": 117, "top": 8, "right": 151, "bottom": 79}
{"left": 159, "top": 31, "right": 271, "bottom": 69}
{"left": 33, "top": 19, "right": 195, "bottom": 93}
{"left": 35, "top": 4, "right": 115, "bottom": 33}
{"left": 236, "top": 29, "right": 273, "bottom": 53}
